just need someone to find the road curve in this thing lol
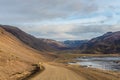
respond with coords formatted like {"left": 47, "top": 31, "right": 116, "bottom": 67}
{"left": 29, "top": 64, "right": 86, "bottom": 80}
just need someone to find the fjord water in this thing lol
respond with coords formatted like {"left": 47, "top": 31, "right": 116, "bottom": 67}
{"left": 69, "top": 56, "right": 120, "bottom": 71}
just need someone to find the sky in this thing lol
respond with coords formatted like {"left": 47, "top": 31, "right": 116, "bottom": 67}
{"left": 0, "top": 0, "right": 120, "bottom": 40}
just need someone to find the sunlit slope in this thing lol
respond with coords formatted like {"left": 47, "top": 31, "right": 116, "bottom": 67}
{"left": 0, "top": 27, "right": 44, "bottom": 80}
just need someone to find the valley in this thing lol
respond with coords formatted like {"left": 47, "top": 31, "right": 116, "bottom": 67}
{"left": 0, "top": 25, "right": 120, "bottom": 80}
{"left": 1, "top": 0, "right": 120, "bottom": 80}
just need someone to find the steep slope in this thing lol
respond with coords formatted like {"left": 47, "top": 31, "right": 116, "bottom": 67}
{"left": 80, "top": 31, "right": 120, "bottom": 54}
{"left": 1, "top": 25, "right": 54, "bottom": 51}
{"left": 0, "top": 27, "right": 45, "bottom": 80}
{"left": 1, "top": 25, "right": 68, "bottom": 51}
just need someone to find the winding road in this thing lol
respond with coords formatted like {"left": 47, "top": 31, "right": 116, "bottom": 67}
{"left": 29, "top": 64, "right": 86, "bottom": 80}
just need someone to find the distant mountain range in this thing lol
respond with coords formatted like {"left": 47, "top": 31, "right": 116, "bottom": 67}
{"left": 80, "top": 32, "right": 120, "bottom": 54}
{"left": 62, "top": 40, "right": 88, "bottom": 48}
{"left": 1, "top": 25, "right": 120, "bottom": 54}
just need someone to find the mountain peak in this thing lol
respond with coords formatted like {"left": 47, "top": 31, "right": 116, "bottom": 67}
{"left": 80, "top": 31, "right": 120, "bottom": 54}
{"left": 103, "top": 32, "right": 113, "bottom": 36}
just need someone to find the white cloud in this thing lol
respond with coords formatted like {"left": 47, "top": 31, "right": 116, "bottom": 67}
{"left": 18, "top": 23, "right": 120, "bottom": 40}
{"left": 0, "top": 0, "right": 120, "bottom": 40}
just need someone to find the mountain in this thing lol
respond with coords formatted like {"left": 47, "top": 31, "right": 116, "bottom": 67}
{"left": 1, "top": 24, "right": 120, "bottom": 54}
{"left": 0, "top": 26, "right": 45, "bottom": 80}
{"left": 0, "top": 25, "right": 67, "bottom": 51}
{"left": 80, "top": 31, "right": 120, "bottom": 54}
{"left": 63, "top": 40, "right": 88, "bottom": 48}
{"left": 40, "top": 39, "right": 68, "bottom": 50}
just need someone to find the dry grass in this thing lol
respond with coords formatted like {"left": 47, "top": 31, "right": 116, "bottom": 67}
{"left": 67, "top": 65, "right": 120, "bottom": 80}
{"left": 0, "top": 27, "right": 119, "bottom": 80}
{"left": 0, "top": 27, "right": 45, "bottom": 80}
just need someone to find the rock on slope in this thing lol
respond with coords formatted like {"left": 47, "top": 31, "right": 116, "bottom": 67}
{"left": 0, "top": 26, "right": 45, "bottom": 80}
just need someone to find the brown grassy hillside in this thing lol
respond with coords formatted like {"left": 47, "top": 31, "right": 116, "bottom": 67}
{"left": 0, "top": 27, "right": 45, "bottom": 80}
{"left": 1, "top": 25, "right": 68, "bottom": 52}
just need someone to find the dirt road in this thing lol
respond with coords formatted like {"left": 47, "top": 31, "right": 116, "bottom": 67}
{"left": 29, "top": 64, "right": 87, "bottom": 80}
{"left": 29, "top": 63, "right": 119, "bottom": 80}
